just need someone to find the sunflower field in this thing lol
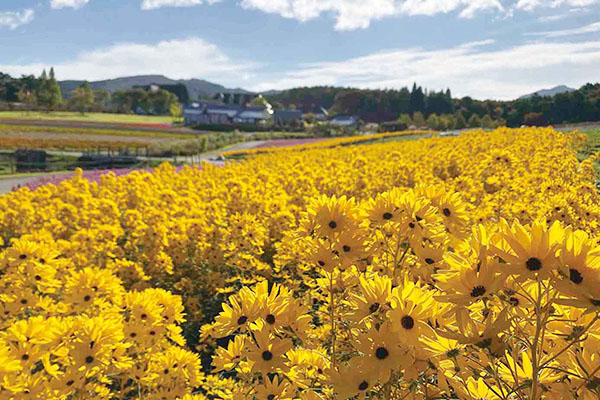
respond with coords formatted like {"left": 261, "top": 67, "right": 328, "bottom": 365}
{"left": 1, "top": 127, "right": 600, "bottom": 400}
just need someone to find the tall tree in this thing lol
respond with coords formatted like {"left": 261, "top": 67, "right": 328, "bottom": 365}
{"left": 409, "top": 83, "right": 425, "bottom": 115}
{"left": 69, "top": 82, "right": 94, "bottom": 114}
{"left": 36, "top": 69, "right": 50, "bottom": 109}
{"left": 47, "top": 67, "right": 63, "bottom": 110}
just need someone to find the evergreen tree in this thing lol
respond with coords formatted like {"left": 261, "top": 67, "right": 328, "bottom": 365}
{"left": 409, "top": 83, "right": 425, "bottom": 114}
{"left": 37, "top": 69, "right": 50, "bottom": 109}
{"left": 47, "top": 67, "right": 63, "bottom": 110}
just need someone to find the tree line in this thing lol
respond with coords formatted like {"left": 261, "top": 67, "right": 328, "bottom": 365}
{"left": 2, "top": 69, "right": 599, "bottom": 127}
{"left": 266, "top": 83, "right": 600, "bottom": 127}
{"left": 0, "top": 70, "right": 180, "bottom": 115}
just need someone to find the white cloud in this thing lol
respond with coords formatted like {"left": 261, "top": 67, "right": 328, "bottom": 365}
{"left": 50, "top": 0, "right": 91, "bottom": 9}
{"left": 537, "top": 14, "right": 567, "bottom": 22}
{"left": 238, "top": 0, "right": 597, "bottom": 30}
{"left": 515, "top": 0, "right": 598, "bottom": 11}
{"left": 141, "top": 0, "right": 222, "bottom": 10}
{"left": 0, "top": 37, "right": 255, "bottom": 85}
{"left": 42, "top": 0, "right": 599, "bottom": 30}
{"left": 0, "top": 9, "right": 34, "bottom": 29}
{"left": 529, "top": 21, "right": 600, "bottom": 37}
{"left": 239, "top": 0, "right": 397, "bottom": 30}
{"left": 249, "top": 39, "right": 600, "bottom": 100}
{"left": 399, "top": 0, "right": 503, "bottom": 18}
{"left": 239, "top": 0, "right": 506, "bottom": 30}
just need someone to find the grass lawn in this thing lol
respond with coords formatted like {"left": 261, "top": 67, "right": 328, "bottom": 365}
{"left": 0, "top": 111, "right": 173, "bottom": 125}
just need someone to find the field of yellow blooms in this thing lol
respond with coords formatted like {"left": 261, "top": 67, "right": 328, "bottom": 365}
{"left": 1, "top": 126, "right": 600, "bottom": 400}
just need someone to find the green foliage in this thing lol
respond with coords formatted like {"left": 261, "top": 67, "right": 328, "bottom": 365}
{"left": 455, "top": 112, "right": 467, "bottom": 129}
{"left": 481, "top": 114, "right": 494, "bottom": 128}
{"left": 17, "top": 88, "right": 36, "bottom": 109}
{"left": 397, "top": 113, "right": 412, "bottom": 126}
{"left": 412, "top": 111, "right": 426, "bottom": 126}
{"left": 37, "top": 68, "right": 63, "bottom": 111}
{"left": 69, "top": 82, "right": 95, "bottom": 115}
{"left": 468, "top": 114, "right": 482, "bottom": 128}
{"left": 170, "top": 102, "right": 183, "bottom": 124}
{"left": 426, "top": 113, "right": 439, "bottom": 129}
{"left": 265, "top": 83, "right": 600, "bottom": 128}
{"left": 110, "top": 88, "right": 178, "bottom": 115}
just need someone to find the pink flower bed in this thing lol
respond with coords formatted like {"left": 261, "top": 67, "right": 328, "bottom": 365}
{"left": 14, "top": 168, "right": 147, "bottom": 191}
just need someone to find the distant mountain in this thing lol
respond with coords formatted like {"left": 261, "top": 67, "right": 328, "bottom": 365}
{"left": 59, "top": 75, "right": 253, "bottom": 100}
{"left": 518, "top": 85, "right": 575, "bottom": 99}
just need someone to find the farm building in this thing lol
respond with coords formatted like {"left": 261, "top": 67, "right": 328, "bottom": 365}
{"left": 275, "top": 109, "right": 303, "bottom": 125}
{"left": 183, "top": 102, "right": 267, "bottom": 125}
{"left": 330, "top": 115, "right": 360, "bottom": 127}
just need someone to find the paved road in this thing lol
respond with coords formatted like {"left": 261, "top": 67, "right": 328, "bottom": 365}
{"left": 0, "top": 176, "right": 42, "bottom": 193}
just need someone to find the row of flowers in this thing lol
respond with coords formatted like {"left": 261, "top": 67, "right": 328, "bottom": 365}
{"left": 0, "top": 127, "right": 597, "bottom": 399}
{"left": 220, "top": 130, "right": 432, "bottom": 157}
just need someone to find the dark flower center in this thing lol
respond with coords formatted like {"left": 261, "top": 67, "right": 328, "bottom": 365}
{"left": 401, "top": 315, "right": 415, "bottom": 330}
{"left": 342, "top": 245, "right": 351, "bottom": 253}
{"left": 266, "top": 314, "right": 276, "bottom": 324}
{"left": 328, "top": 221, "right": 337, "bottom": 229}
{"left": 470, "top": 285, "right": 486, "bottom": 298}
{"left": 443, "top": 208, "right": 451, "bottom": 217}
{"left": 383, "top": 212, "right": 393, "bottom": 220}
{"left": 375, "top": 347, "right": 389, "bottom": 359}
{"left": 237, "top": 315, "right": 248, "bottom": 325}
{"left": 425, "top": 258, "right": 435, "bottom": 265}
{"left": 446, "top": 349, "right": 460, "bottom": 358}
{"left": 526, "top": 257, "right": 542, "bottom": 271}
{"left": 83, "top": 295, "right": 91, "bottom": 302}
{"left": 569, "top": 268, "right": 583, "bottom": 284}
{"left": 369, "top": 302, "right": 380, "bottom": 314}
{"left": 358, "top": 381, "right": 369, "bottom": 391}
{"left": 588, "top": 378, "right": 600, "bottom": 391}
{"left": 262, "top": 351, "right": 273, "bottom": 361}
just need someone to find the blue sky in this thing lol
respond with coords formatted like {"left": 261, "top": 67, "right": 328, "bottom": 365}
{"left": 0, "top": 0, "right": 599, "bottom": 99}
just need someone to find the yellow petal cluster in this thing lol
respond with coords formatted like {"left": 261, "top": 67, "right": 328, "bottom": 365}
{"left": 1, "top": 126, "right": 599, "bottom": 400}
